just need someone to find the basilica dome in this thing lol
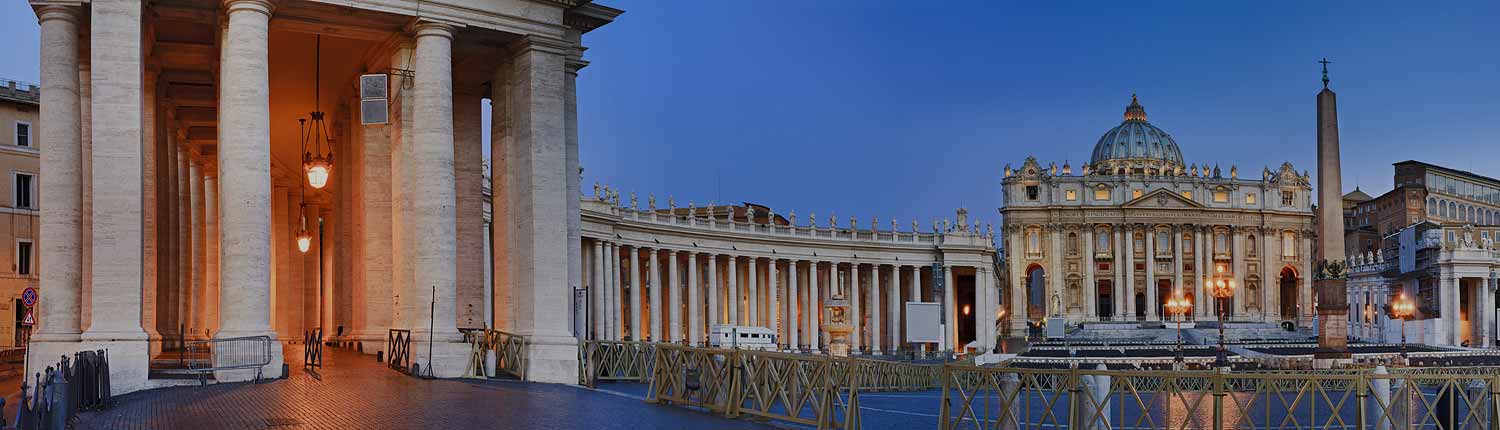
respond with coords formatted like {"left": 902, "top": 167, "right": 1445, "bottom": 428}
{"left": 1088, "top": 95, "right": 1184, "bottom": 175}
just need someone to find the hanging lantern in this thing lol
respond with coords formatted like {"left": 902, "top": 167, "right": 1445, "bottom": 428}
{"left": 300, "top": 36, "right": 334, "bottom": 189}
{"left": 297, "top": 204, "right": 313, "bottom": 253}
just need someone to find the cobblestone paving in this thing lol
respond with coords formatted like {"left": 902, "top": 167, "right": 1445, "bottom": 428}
{"left": 73, "top": 346, "right": 773, "bottom": 430}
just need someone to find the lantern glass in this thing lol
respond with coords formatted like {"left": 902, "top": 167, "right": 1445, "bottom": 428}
{"left": 306, "top": 160, "right": 331, "bottom": 189}
{"left": 297, "top": 233, "right": 312, "bottom": 253}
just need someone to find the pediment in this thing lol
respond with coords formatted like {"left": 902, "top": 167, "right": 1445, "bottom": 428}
{"left": 1123, "top": 189, "right": 1205, "bottom": 209}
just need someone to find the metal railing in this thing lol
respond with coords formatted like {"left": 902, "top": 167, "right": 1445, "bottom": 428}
{"left": 938, "top": 363, "right": 1500, "bottom": 430}
{"left": 10, "top": 349, "right": 111, "bottom": 429}
{"left": 579, "top": 340, "right": 656, "bottom": 387}
{"left": 183, "top": 335, "right": 273, "bottom": 384}
{"left": 488, "top": 330, "right": 528, "bottom": 380}
{"left": 851, "top": 358, "right": 942, "bottom": 391}
{"left": 303, "top": 328, "right": 323, "bottom": 369}
{"left": 386, "top": 329, "right": 411, "bottom": 374}
{"left": 647, "top": 345, "right": 864, "bottom": 430}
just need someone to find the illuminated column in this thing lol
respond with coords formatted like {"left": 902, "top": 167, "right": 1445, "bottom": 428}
{"left": 1233, "top": 228, "right": 1247, "bottom": 318}
{"left": 189, "top": 161, "right": 205, "bottom": 339}
{"left": 591, "top": 240, "right": 604, "bottom": 339}
{"left": 727, "top": 255, "right": 739, "bottom": 325}
{"left": 887, "top": 265, "right": 899, "bottom": 350}
{"left": 35, "top": 4, "right": 84, "bottom": 343}
{"left": 707, "top": 254, "right": 719, "bottom": 329}
{"left": 627, "top": 246, "right": 641, "bottom": 341}
{"left": 748, "top": 257, "right": 758, "bottom": 326}
{"left": 204, "top": 172, "right": 220, "bottom": 335}
{"left": 1145, "top": 228, "right": 1156, "bottom": 320}
{"left": 1173, "top": 226, "right": 1184, "bottom": 318}
{"left": 943, "top": 265, "right": 955, "bottom": 350}
{"left": 648, "top": 248, "right": 660, "bottom": 341}
{"left": 768, "top": 259, "right": 779, "bottom": 346}
{"left": 687, "top": 252, "right": 700, "bottom": 344}
{"left": 1083, "top": 227, "right": 1096, "bottom": 319}
{"left": 787, "top": 260, "right": 799, "bottom": 350}
{"left": 1123, "top": 225, "right": 1135, "bottom": 320}
{"left": 667, "top": 249, "right": 681, "bottom": 343}
{"left": 809, "top": 262, "right": 820, "bottom": 350}
{"left": 1114, "top": 228, "right": 1126, "bottom": 318}
{"left": 850, "top": 262, "right": 861, "bottom": 351}
{"left": 870, "top": 265, "right": 882, "bottom": 354}
{"left": 1196, "top": 227, "right": 1208, "bottom": 318}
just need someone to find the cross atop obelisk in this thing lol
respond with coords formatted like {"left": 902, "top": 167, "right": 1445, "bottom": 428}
{"left": 1313, "top": 57, "right": 1351, "bottom": 367}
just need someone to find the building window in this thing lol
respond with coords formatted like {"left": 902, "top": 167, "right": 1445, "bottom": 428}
{"left": 16, "top": 240, "right": 31, "bottom": 276}
{"left": 1132, "top": 189, "right": 1143, "bottom": 199}
{"left": 1134, "top": 232, "right": 1145, "bottom": 253}
{"left": 1282, "top": 191, "right": 1295, "bottom": 206}
{"left": 1215, "top": 231, "right": 1228, "bottom": 253}
{"left": 1213, "top": 187, "right": 1229, "bottom": 203}
{"left": 1247, "top": 234, "right": 1257, "bottom": 255}
{"left": 1094, "top": 186, "right": 1110, "bottom": 201}
{"left": 14, "top": 121, "right": 30, "bottom": 148}
{"left": 1065, "top": 189, "right": 1077, "bottom": 201}
{"left": 1282, "top": 231, "right": 1296, "bottom": 258}
{"left": 1183, "top": 233, "right": 1194, "bottom": 254}
{"left": 1246, "top": 194, "right": 1256, "bottom": 205}
{"left": 1181, "top": 191, "right": 1192, "bottom": 199}
{"left": 1025, "top": 185, "right": 1039, "bottom": 201}
{"left": 1156, "top": 229, "right": 1169, "bottom": 252}
{"left": 1097, "top": 230, "right": 1110, "bottom": 252}
{"left": 14, "top": 173, "right": 33, "bottom": 209}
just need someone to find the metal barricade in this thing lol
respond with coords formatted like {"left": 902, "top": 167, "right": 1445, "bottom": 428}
{"left": 12, "top": 349, "right": 112, "bottom": 430}
{"left": 579, "top": 340, "right": 655, "bottom": 387}
{"left": 386, "top": 329, "right": 412, "bottom": 373}
{"left": 488, "top": 329, "right": 528, "bottom": 380}
{"left": 647, "top": 345, "right": 860, "bottom": 430}
{"left": 851, "top": 358, "right": 941, "bottom": 391}
{"left": 304, "top": 328, "right": 323, "bottom": 369}
{"left": 183, "top": 335, "right": 273, "bottom": 384}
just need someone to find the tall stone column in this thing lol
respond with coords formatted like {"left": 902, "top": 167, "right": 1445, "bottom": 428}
{"left": 320, "top": 208, "right": 334, "bottom": 336}
{"left": 727, "top": 255, "right": 739, "bottom": 325}
{"left": 360, "top": 68, "right": 396, "bottom": 349}
{"left": 668, "top": 250, "right": 681, "bottom": 343}
{"left": 271, "top": 185, "right": 290, "bottom": 338}
{"left": 301, "top": 203, "right": 321, "bottom": 335}
{"left": 809, "top": 262, "right": 820, "bottom": 350}
{"left": 609, "top": 243, "right": 621, "bottom": 340}
{"left": 870, "top": 265, "right": 882, "bottom": 353}
{"left": 214, "top": 0, "right": 283, "bottom": 381}
{"left": 850, "top": 263, "right": 861, "bottom": 351}
{"left": 627, "top": 246, "right": 641, "bottom": 341}
{"left": 204, "top": 171, "right": 220, "bottom": 335}
{"left": 769, "top": 259, "right": 779, "bottom": 346}
{"left": 648, "top": 248, "right": 660, "bottom": 341}
{"left": 707, "top": 254, "right": 718, "bottom": 328}
{"left": 1083, "top": 228, "right": 1095, "bottom": 319}
{"left": 973, "top": 266, "right": 985, "bottom": 350}
{"left": 1145, "top": 228, "right": 1156, "bottom": 320}
{"left": 178, "top": 145, "right": 193, "bottom": 336}
{"left": 190, "top": 160, "right": 206, "bottom": 338}
{"left": 887, "top": 264, "right": 899, "bottom": 351}
{"left": 1196, "top": 228, "right": 1208, "bottom": 318}
{"left": 162, "top": 141, "right": 178, "bottom": 333}
{"left": 943, "top": 265, "right": 955, "bottom": 350}
{"left": 1232, "top": 228, "right": 1248, "bottom": 318}
{"left": 788, "top": 260, "right": 799, "bottom": 350}
{"left": 687, "top": 252, "right": 700, "bottom": 344}
{"left": 1173, "top": 226, "right": 1184, "bottom": 318}
{"left": 139, "top": 65, "right": 154, "bottom": 344}
{"left": 1114, "top": 228, "right": 1126, "bottom": 318}
{"left": 591, "top": 241, "right": 605, "bottom": 339}
{"left": 1313, "top": 75, "right": 1350, "bottom": 363}
{"left": 748, "top": 257, "right": 758, "bottom": 326}
{"left": 34, "top": 4, "right": 84, "bottom": 344}
{"left": 1123, "top": 226, "right": 1135, "bottom": 320}
{"left": 453, "top": 89, "right": 485, "bottom": 330}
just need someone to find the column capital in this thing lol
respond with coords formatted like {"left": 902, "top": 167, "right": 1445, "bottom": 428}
{"left": 409, "top": 19, "right": 461, "bottom": 40}
{"left": 223, "top": 0, "right": 275, "bottom": 17}
{"left": 34, "top": 4, "right": 81, "bottom": 24}
{"left": 508, "top": 34, "right": 573, "bottom": 57}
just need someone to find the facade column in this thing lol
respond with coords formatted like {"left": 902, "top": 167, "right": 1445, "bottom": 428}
{"left": 211, "top": 0, "right": 283, "bottom": 381}
{"left": 1196, "top": 227, "right": 1208, "bottom": 318}
{"left": 850, "top": 263, "right": 861, "bottom": 351}
{"left": 453, "top": 90, "right": 485, "bottom": 330}
{"left": 1083, "top": 227, "right": 1095, "bottom": 319}
{"left": 403, "top": 21, "right": 465, "bottom": 375}
{"left": 34, "top": 4, "right": 84, "bottom": 344}
{"left": 1123, "top": 225, "right": 1135, "bottom": 320}
{"left": 809, "top": 262, "right": 820, "bottom": 350}
{"left": 591, "top": 241, "right": 604, "bottom": 339}
{"left": 1113, "top": 227, "right": 1125, "bottom": 318}
{"left": 648, "top": 248, "right": 660, "bottom": 341}
{"left": 300, "top": 203, "right": 321, "bottom": 336}
{"left": 973, "top": 266, "right": 986, "bottom": 350}
{"left": 887, "top": 264, "right": 899, "bottom": 350}
{"left": 1232, "top": 228, "right": 1247, "bottom": 318}
{"left": 1048, "top": 226, "right": 1062, "bottom": 317}
{"left": 609, "top": 243, "right": 620, "bottom": 340}
{"left": 727, "top": 255, "right": 739, "bottom": 325}
{"left": 787, "top": 260, "right": 799, "bottom": 350}
{"left": 189, "top": 160, "right": 206, "bottom": 338}
{"left": 707, "top": 254, "right": 718, "bottom": 329}
{"left": 204, "top": 171, "right": 220, "bottom": 335}
{"left": 627, "top": 246, "right": 641, "bottom": 341}
{"left": 1173, "top": 225, "right": 1184, "bottom": 317}
{"left": 177, "top": 145, "right": 192, "bottom": 336}
{"left": 360, "top": 55, "right": 397, "bottom": 347}
{"left": 319, "top": 208, "right": 334, "bottom": 337}
{"left": 871, "top": 265, "right": 882, "bottom": 354}
{"left": 768, "top": 259, "right": 779, "bottom": 346}
{"left": 1145, "top": 227, "right": 1157, "bottom": 320}
{"left": 668, "top": 250, "right": 681, "bottom": 343}
{"left": 942, "top": 265, "right": 955, "bottom": 350}
{"left": 748, "top": 257, "right": 758, "bottom": 326}
{"left": 687, "top": 252, "right": 700, "bottom": 344}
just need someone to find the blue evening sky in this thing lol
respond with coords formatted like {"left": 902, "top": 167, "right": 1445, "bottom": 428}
{"left": 3, "top": 1, "right": 1497, "bottom": 228}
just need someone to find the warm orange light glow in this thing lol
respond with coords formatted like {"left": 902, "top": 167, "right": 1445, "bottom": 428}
{"left": 305, "top": 159, "right": 331, "bottom": 189}
{"left": 962, "top": 305, "right": 971, "bottom": 316}
{"left": 297, "top": 233, "right": 312, "bottom": 253}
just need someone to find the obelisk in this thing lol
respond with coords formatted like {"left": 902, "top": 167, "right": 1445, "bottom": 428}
{"left": 1313, "top": 58, "right": 1351, "bottom": 368}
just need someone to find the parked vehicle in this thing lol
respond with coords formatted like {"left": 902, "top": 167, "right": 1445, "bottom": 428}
{"left": 708, "top": 325, "right": 776, "bottom": 350}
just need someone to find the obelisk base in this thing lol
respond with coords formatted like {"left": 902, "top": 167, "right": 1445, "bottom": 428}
{"left": 1313, "top": 279, "right": 1352, "bottom": 369}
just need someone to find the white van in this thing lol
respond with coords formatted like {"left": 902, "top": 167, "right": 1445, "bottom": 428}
{"left": 709, "top": 325, "right": 777, "bottom": 350}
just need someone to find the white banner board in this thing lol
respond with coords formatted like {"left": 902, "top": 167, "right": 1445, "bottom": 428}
{"left": 904, "top": 302, "right": 942, "bottom": 343}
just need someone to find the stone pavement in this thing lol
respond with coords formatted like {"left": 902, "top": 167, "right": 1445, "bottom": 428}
{"left": 73, "top": 345, "right": 773, "bottom": 430}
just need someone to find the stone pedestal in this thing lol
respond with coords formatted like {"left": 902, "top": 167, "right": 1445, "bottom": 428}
{"left": 524, "top": 335, "right": 580, "bottom": 383}
{"left": 1313, "top": 278, "right": 1351, "bottom": 369}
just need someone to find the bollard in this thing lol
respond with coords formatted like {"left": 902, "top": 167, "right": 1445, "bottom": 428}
{"left": 48, "top": 367, "right": 69, "bottom": 430}
{"left": 1371, "top": 366, "right": 1391, "bottom": 430}
{"left": 1092, "top": 364, "right": 1111, "bottom": 430}
{"left": 998, "top": 371, "right": 1021, "bottom": 430}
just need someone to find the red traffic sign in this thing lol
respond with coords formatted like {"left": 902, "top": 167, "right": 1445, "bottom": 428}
{"left": 21, "top": 287, "right": 37, "bottom": 308}
{"left": 21, "top": 310, "right": 33, "bottom": 326}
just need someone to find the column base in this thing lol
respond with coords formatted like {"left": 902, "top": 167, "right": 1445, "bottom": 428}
{"left": 30, "top": 338, "right": 151, "bottom": 396}
{"left": 522, "top": 334, "right": 580, "bottom": 384}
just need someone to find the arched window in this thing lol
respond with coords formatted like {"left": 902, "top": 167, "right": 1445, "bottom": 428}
{"left": 1247, "top": 234, "right": 1258, "bottom": 255}
{"left": 1282, "top": 231, "right": 1297, "bottom": 258}
{"left": 1027, "top": 229, "right": 1040, "bottom": 256}
{"left": 1215, "top": 230, "right": 1228, "bottom": 253}
{"left": 1067, "top": 232, "right": 1079, "bottom": 254}
{"left": 1428, "top": 198, "right": 1437, "bottom": 215}
{"left": 1183, "top": 232, "right": 1194, "bottom": 254}
{"left": 1156, "top": 229, "right": 1170, "bottom": 252}
{"left": 1097, "top": 230, "right": 1111, "bottom": 252}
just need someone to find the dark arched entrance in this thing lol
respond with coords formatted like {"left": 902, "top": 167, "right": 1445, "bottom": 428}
{"left": 1279, "top": 267, "right": 1298, "bottom": 320}
{"left": 1096, "top": 280, "right": 1113, "bottom": 319}
{"left": 1026, "top": 265, "right": 1046, "bottom": 320}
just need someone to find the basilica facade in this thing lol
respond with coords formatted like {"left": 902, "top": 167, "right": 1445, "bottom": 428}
{"left": 1000, "top": 97, "right": 1317, "bottom": 329}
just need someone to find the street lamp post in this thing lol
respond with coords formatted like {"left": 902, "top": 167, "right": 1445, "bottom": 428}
{"left": 1166, "top": 292, "right": 1191, "bottom": 369}
{"left": 1210, "top": 264, "right": 1236, "bottom": 369}
{"left": 1392, "top": 292, "right": 1416, "bottom": 366}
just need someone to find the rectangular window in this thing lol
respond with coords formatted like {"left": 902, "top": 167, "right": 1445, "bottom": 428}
{"left": 1025, "top": 185, "right": 1039, "bottom": 201}
{"left": 1094, "top": 188, "right": 1110, "bottom": 201}
{"left": 1213, "top": 190, "right": 1229, "bottom": 203}
{"left": 14, "top": 122, "right": 30, "bottom": 148}
{"left": 1132, "top": 189, "right": 1143, "bottom": 199}
{"left": 14, "top": 173, "right": 32, "bottom": 209}
{"left": 1065, "top": 189, "right": 1077, "bottom": 201}
{"left": 16, "top": 241, "right": 31, "bottom": 276}
{"left": 1282, "top": 191, "right": 1295, "bottom": 206}
{"left": 1245, "top": 194, "right": 1256, "bottom": 205}
{"left": 1282, "top": 232, "right": 1296, "bottom": 258}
